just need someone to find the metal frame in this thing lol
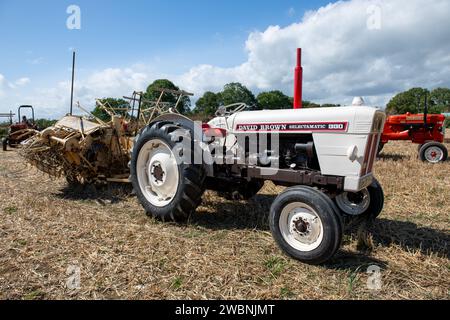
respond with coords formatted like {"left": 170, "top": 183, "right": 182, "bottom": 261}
{"left": 123, "top": 88, "right": 193, "bottom": 133}
{"left": 0, "top": 111, "right": 15, "bottom": 125}
{"left": 246, "top": 166, "right": 345, "bottom": 190}
{"left": 18, "top": 105, "right": 35, "bottom": 123}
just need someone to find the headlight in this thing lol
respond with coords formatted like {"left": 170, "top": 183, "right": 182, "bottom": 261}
{"left": 347, "top": 145, "right": 359, "bottom": 162}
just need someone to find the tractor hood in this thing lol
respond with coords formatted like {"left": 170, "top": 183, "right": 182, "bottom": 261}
{"left": 228, "top": 106, "right": 385, "bottom": 134}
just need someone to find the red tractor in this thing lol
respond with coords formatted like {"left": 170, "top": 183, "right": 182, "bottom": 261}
{"left": 2, "top": 105, "right": 38, "bottom": 151}
{"left": 379, "top": 99, "right": 447, "bottom": 163}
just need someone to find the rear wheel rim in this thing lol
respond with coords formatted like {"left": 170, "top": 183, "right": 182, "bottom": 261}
{"left": 424, "top": 146, "right": 444, "bottom": 163}
{"left": 137, "top": 139, "right": 179, "bottom": 207}
{"left": 336, "top": 189, "right": 370, "bottom": 216}
{"left": 279, "top": 202, "right": 324, "bottom": 252}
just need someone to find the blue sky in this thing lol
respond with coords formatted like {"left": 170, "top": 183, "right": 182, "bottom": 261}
{"left": 1, "top": 0, "right": 449, "bottom": 118}
{"left": 0, "top": 0, "right": 329, "bottom": 85}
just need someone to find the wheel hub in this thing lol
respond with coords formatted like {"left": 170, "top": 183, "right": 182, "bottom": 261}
{"left": 336, "top": 189, "right": 371, "bottom": 216}
{"left": 293, "top": 217, "right": 309, "bottom": 234}
{"left": 280, "top": 204, "right": 323, "bottom": 251}
{"left": 151, "top": 163, "right": 165, "bottom": 183}
{"left": 347, "top": 191, "right": 364, "bottom": 204}
{"left": 425, "top": 146, "right": 443, "bottom": 163}
{"left": 136, "top": 139, "right": 180, "bottom": 207}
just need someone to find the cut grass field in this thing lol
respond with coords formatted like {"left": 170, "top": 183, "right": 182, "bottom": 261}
{"left": 0, "top": 136, "right": 449, "bottom": 300}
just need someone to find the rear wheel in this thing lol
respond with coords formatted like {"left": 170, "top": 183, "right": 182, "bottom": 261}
{"left": 2, "top": 138, "right": 7, "bottom": 151}
{"left": 130, "top": 122, "right": 205, "bottom": 222}
{"left": 419, "top": 142, "right": 448, "bottom": 163}
{"left": 269, "top": 186, "right": 342, "bottom": 265}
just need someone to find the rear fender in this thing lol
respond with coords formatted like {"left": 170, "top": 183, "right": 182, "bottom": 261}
{"left": 149, "top": 114, "right": 214, "bottom": 176}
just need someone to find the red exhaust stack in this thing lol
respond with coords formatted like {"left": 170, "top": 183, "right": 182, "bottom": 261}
{"left": 293, "top": 48, "right": 303, "bottom": 109}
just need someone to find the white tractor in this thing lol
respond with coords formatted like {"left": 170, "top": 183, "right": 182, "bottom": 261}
{"left": 130, "top": 50, "right": 387, "bottom": 265}
{"left": 130, "top": 103, "right": 385, "bottom": 264}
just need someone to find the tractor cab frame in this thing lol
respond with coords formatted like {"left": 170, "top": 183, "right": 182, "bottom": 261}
{"left": 2, "top": 105, "right": 38, "bottom": 151}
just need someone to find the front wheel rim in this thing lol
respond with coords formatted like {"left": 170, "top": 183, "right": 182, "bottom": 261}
{"left": 424, "top": 146, "right": 444, "bottom": 163}
{"left": 335, "top": 189, "right": 371, "bottom": 216}
{"left": 279, "top": 202, "right": 324, "bottom": 252}
{"left": 136, "top": 139, "right": 180, "bottom": 207}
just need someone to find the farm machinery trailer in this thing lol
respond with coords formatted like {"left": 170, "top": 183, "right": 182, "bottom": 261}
{"left": 21, "top": 49, "right": 387, "bottom": 264}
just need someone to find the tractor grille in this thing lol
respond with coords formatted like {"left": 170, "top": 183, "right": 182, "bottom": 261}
{"left": 360, "top": 133, "right": 380, "bottom": 176}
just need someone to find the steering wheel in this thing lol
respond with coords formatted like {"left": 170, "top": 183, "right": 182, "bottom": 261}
{"left": 215, "top": 103, "right": 248, "bottom": 117}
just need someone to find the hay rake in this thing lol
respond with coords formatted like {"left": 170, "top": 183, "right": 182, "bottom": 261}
{"left": 19, "top": 88, "right": 193, "bottom": 184}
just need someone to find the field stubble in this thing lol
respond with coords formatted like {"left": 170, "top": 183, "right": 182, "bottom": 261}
{"left": 0, "top": 136, "right": 449, "bottom": 300}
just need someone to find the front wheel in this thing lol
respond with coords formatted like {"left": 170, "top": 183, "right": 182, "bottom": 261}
{"left": 269, "top": 186, "right": 342, "bottom": 265}
{"left": 419, "top": 142, "right": 448, "bottom": 163}
{"left": 2, "top": 138, "right": 7, "bottom": 151}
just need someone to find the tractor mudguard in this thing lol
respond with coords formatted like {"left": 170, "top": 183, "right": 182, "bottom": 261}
{"left": 149, "top": 113, "right": 214, "bottom": 176}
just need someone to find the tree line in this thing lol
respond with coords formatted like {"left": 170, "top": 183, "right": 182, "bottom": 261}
{"left": 91, "top": 79, "right": 340, "bottom": 122}
{"left": 5, "top": 80, "right": 447, "bottom": 131}
{"left": 91, "top": 80, "right": 450, "bottom": 121}
{"left": 386, "top": 87, "right": 450, "bottom": 115}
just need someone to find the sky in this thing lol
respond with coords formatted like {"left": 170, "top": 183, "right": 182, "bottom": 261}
{"left": 0, "top": 0, "right": 449, "bottom": 119}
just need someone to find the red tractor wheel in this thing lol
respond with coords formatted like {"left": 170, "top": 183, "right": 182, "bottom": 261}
{"left": 419, "top": 142, "right": 448, "bottom": 163}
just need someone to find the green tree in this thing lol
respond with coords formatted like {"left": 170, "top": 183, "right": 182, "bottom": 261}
{"left": 219, "top": 82, "right": 257, "bottom": 109}
{"left": 386, "top": 87, "right": 450, "bottom": 114}
{"left": 35, "top": 119, "right": 57, "bottom": 130}
{"left": 0, "top": 125, "right": 8, "bottom": 138}
{"left": 144, "top": 79, "right": 191, "bottom": 114}
{"left": 302, "top": 101, "right": 321, "bottom": 108}
{"left": 92, "top": 98, "right": 129, "bottom": 122}
{"left": 256, "top": 90, "right": 292, "bottom": 110}
{"left": 194, "top": 91, "right": 220, "bottom": 116}
{"left": 430, "top": 87, "right": 450, "bottom": 112}
{"left": 386, "top": 87, "right": 430, "bottom": 114}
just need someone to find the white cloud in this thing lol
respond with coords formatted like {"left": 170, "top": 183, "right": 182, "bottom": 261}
{"left": 176, "top": 0, "right": 450, "bottom": 106}
{"left": 0, "top": 74, "right": 6, "bottom": 97}
{"left": 0, "top": 75, "right": 33, "bottom": 116}
{"left": 0, "top": 74, "right": 30, "bottom": 97}
{"left": 27, "top": 57, "right": 44, "bottom": 65}
{"left": 15, "top": 77, "right": 30, "bottom": 86}
{"left": 23, "top": 67, "right": 155, "bottom": 119}
{"left": 3, "top": 0, "right": 450, "bottom": 118}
